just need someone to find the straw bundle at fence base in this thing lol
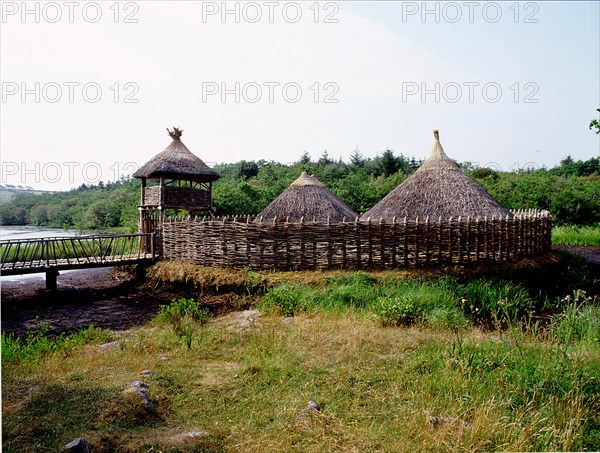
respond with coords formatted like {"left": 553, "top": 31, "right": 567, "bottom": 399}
{"left": 157, "top": 210, "right": 551, "bottom": 271}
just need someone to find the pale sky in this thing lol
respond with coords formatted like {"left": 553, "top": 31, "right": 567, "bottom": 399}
{"left": 1, "top": 1, "right": 599, "bottom": 190}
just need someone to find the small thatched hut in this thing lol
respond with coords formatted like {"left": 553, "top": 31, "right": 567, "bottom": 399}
{"left": 360, "top": 130, "right": 512, "bottom": 221}
{"left": 134, "top": 127, "right": 220, "bottom": 219}
{"left": 256, "top": 172, "right": 358, "bottom": 222}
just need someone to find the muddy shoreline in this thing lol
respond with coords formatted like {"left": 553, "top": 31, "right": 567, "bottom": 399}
{"left": 2, "top": 246, "right": 598, "bottom": 336}
{"left": 1, "top": 266, "right": 256, "bottom": 336}
{"left": 1, "top": 268, "right": 165, "bottom": 336}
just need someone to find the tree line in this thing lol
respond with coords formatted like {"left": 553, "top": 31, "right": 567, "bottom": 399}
{"left": 1, "top": 153, "right": 598, "bottom": 231}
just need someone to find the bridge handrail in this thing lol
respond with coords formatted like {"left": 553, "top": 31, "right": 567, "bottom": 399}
{"left": 0, "top": 233, "right": 155, "bottom": 268}
{"left": 0, "top": 233, "right": 152, "bottom": 245}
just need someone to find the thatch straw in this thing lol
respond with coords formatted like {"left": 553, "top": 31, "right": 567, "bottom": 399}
{"left": 133, "top": 128, "right": 220, "bottom": 182}
{"left": 255, "top": 172, "right": 358, "bottom": 222}
{"left": 360, "top": 130, "right": 512, "bottom": 221}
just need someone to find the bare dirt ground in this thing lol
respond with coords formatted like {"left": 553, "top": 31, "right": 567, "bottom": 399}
{"left": 2, "top": 247, "right": 597, "bottom": 337}
{"left": 1, "top": 268, "right": 166, "bottom": 336}
{"left": 554, "top": 246, "right": 600, "bottom": 265}
{"left": 1, "top": 266, "right": 254, "bottom": 336}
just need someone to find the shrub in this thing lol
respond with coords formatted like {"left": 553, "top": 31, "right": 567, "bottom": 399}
{"left": 327, "top": 271, "right": 375, "bottom": 287}
{"left": 260, "top": 285, "right": 304, "bottom": 316}
{"left": 551, "top": 290, "right": 600, "bottom": 344}
{"left": 376, "top": 295, "right": 420, "bottom": 326}
{"left": 155, "top": 298, "right": 210, "bottom": 339}
{"left": 458, "top": 280, "right": 534, "bottom": 324}
{"left": 157, "top": 298, "right": 210, "bottom": 325}
{"left": 375, "top": 284, "right": 467, "bottom": 328}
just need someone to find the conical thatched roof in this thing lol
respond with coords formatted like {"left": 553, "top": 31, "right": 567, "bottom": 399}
{"left": 255, "top": 172, "right": 358, "bottom": 222}
{"left": 360, "top": 131, "right": 512, "bottom": 220}
{"left": 133, "top": 128, "right": 220, "bottom": 182}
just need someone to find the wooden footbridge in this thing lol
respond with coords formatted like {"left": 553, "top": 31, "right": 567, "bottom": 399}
{"left": 0, "top": 233, "right": 155, "bottom": 290}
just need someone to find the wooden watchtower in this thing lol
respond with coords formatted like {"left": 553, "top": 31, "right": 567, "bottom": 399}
{"left": 133, "top": 127, "right": 220, "bottom": 235}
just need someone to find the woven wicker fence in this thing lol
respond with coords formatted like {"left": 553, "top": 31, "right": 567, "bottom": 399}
{"left": 156, "top": 210, "right": 551, "bottom": 270}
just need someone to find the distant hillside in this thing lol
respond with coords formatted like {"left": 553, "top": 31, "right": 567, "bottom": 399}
{"left": 0, "top": 155, "right": 598, "bottom": 229}
{"left": 0, "top": 185, "right": 57, "bottom": 204}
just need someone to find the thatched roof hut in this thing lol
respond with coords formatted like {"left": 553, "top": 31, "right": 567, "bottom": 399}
{"left": 256, "top": 172, "right": 358, "bottom": 222}
{"left": 360, "top": 130, "right": 512, "bottom": 221}
{"left": 134, "top": 128, "right": 220, "bottom": 220}
{"left": 133, "top": 128, "right": 219, "bottom": 182}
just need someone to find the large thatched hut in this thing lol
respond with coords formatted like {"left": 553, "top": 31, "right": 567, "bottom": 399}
{"left": 256, "top": 172, "right": 358, "bottom": 222}
{"left": 134, "top": 127, "right": 220, "bottom": 221}
{"left": 360, "top": 131, "right": 512, "bottom": 221}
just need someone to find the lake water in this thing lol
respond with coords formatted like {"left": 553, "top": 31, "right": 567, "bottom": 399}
{"left": 1, "top": 226, "right": 84, "bottom": 281}
{"left": 0, "top": 225, "right": 79, "bottom": 241}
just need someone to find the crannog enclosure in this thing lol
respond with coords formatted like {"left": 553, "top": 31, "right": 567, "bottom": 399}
{"left": 138, "top": 129, "right": 552, "bottom": 271}
{"left": 153, "top": 210, "right": 551, "bottom": 270}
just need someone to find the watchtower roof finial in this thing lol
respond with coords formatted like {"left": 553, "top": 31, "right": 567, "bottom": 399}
{"left": 167, "top": 127, "right": 183, "bottom": 140}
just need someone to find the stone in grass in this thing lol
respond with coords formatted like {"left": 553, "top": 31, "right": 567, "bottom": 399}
{"left": 171, "top": 430, "right": 210, "bottom": 441}
{"left": 237, "top": 309, "right": 260, "bottom": 319}
{"left": 64, "top": 437, "right": 92, "bottom": 452}
{"left": 134, "top": 390, "right": 156, "bottom": 411}
{"left": 307, "top": 400, "right": 320, "bottom": 411}
{"left": 296, "top": 400, "right": 321, "bottom": 420}
{"left": 139, "top": 370, "right": 154, "bottom": 376}
{"left": 95, "top": 341, "right": 120, "bottom": 352}
{"left": 124, "top": 381, "right": 155, "bottom": 411}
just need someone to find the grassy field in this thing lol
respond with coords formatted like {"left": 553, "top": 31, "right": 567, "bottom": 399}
{"left": 552, "top": 225, "right": 600, "bottom": 246}
{"left": 2, "top": 271, "right": 599, "bottom": 452}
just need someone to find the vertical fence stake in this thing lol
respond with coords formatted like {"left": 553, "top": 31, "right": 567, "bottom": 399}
{"left": 414, "top": 217, "right": 419, "bottom": 267}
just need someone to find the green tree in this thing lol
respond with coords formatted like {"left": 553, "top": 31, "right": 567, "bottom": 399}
{"left": 298, "top": 151, "right": 311, "bottom": 165}
{"left": 377, "top": 150, "right": 401, "bottom": 177}
{"left": 236, "top": 160, "right": 259, "bottom": 180}
{"left": 589, "top": 108, "right": 600, "bottom": 134}
{"left": 350, "top": 149, "right": 365, "bottom": 168}
{"left": 318, "top": 151, "right": 333, "bottom": 165}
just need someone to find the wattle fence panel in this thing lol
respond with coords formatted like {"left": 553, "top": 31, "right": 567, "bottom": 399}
{"left": 156, "top": 210, "right": 551, "bottom": 271}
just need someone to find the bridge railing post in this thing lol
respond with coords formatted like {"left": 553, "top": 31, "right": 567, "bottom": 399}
{"left": 45, "top": 239, "right": 50, "bottom": 267}
{"left": 150, "top": 232, "right": 155, "bottom": 260}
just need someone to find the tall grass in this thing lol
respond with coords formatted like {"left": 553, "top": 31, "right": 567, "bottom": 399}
{"left": 552, "top": 224, "right": 600, "bottom": 246}
{"left": 3, "top": 309, "right": 598, "bottom": 451}
{"left": 259, "top": 273, "right": 542, "bottom": 328}
{"left": 2, "top": 273, "right": 598, "bottom": 451}
{"left": 457, "top": 280, "right": 535, "bottom": 324}
{"left": 1, "top": 321, "right": 112, "bottom": 368}
{"left": 154, "top": 298, "right": 210, "bottom": 349}
{"left": 550, "top": 290, "right": 600, "bottom": 345}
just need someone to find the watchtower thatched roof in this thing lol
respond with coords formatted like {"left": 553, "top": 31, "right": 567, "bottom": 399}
{"left": 133, "top": 128, "right": 220, "bottom": 182}
{"left": 256, "top": 172, "right": 358, "bottom": 222}
{"left": 360, "top": 130, "right": 512, "bottom": 221}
